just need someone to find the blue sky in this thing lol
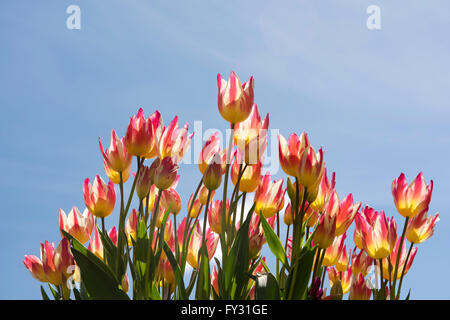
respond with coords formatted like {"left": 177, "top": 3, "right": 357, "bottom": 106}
{"left": 1, "top": 1, "right": 449, "bottom": 299}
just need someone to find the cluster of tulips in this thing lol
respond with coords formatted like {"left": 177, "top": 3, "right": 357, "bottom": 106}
{"left": 24, "top": 71, "right": 439, "bottom": 300}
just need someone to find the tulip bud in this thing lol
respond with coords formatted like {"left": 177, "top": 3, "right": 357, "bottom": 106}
{"left": 150, "top": 157, "right": 179, "bottom": 190}
{"left": 136, "top": 165, "right": 152, "bottom": 199}
{"left": 59, "top": 206, "right": 94, "bottom": 244}
{"left": 217, "top": 71, "right": 254, "bottom": 124}
{"left": 88, "top": 227, "right": 104, "bottom": 260}
{"left": 203, "top": 153, "right": 223, "bottom": 191}
{"left": 187, "top": 194, "right": 202, "bottom": 218}
{"left": 208, "top": 200, "right": 230, "bottom": 234}
{"left": 83, "top": 175, "right": 116, "bottom": 218}
{"left": 125, "top": 209, "right": 138, "bottom": 246}
{"left": 198, "top": 132, "right": 222, "bottom": 174}
{"left": 109, "top": 226, "right": 118, "bottom": 246}
{"left": 283, "top": 203, "right": 293, "bottom": 226}
{"left": 199, "top": 184, "right": 215, "bottom": 205}
{"left": 160, "top": 188, "right": 182, "bottom": 215}
{"left": 99, "top": 130, "right": 132, "bottom": 173}
{"left": 122, "top": 273, "right": 129, "bottom": 293}
{"left": 124, "top": 108, "right": 154, "bottom": 156}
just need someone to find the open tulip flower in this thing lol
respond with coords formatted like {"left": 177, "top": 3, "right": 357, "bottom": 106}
{"left": 59, "top": 207, "right": 94, "bottom": 245}
{"left": 24, "top": 73, "right": 439, "bottom": 301}
{"left": 217, "top": 71, "right": 254, "bottom": 124}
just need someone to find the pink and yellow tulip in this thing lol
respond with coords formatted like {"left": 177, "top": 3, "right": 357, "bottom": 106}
{"left": 406, "top": 210, "right": 440, "bottom": 244}
{"left": 254, "top": 172, "right": 285, "bottom": 218}
{"left": 99, "top": 130, "right": 132, "bottom": 173}
{"left": 83, "top": 175, "right": 116, "bottom": 219}
{"left": 59, "top": 206, "right": 94, "bottom": 245}
{"left": 124, "top": 108, "right": 155, "bottom": 156}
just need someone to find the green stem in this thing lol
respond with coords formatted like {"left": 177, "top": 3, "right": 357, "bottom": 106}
{"left": 396, "top": 241, "right": 414, "bottom": 300}
{"left": 276, "top": 211, "right": 280, "bottom": 279}
{"left": 239, "top": 192, "right": 247, "bottom": 227}
{"left": 391, "top": 217, "right": 409, "bottom": 299}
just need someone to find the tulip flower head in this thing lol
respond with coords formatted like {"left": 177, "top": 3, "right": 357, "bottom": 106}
{"left": 39, "top": 239, "right": 75, "bottom": 286}
{"left": 351, "top": 249, "right": 373, "bottom": 277}
{"left": 278, "top": 132, "right": 310, "bottom": 177}
{"left": 125, "top": 209, "right": 138, "bottom": 246}
{"left": 391, "top": 172, "right": 433, "bottom": 219}
{"left": 297, "top": 146, "right": 325, "bottom": 188}
{"left": 187, "top": 224, "right": 219, "bottom": 269}
{"left": 208, "top": 200, "right": 230, "bottom": 234}
{"left": 248, "top": 213, "right": 276, "bottom": 259}
{"left": 83, "top": 175, "right": 116, "bottom": 218}
{"left": 143, "top": 110, "right": 163, "bottom": 159}
{"left": 349, "top": 274, "right": 372, "bottom": 300}
{"left": 309, "top": 169, "right": 336, "bottom": 213}
{"left": 124, "top": 108, "right": 155, "bottom": 156}
{"left": 353, "top": 206, "right": 377, "bottom": 250}
{"left": 136, "top": 165, "right": 152, "bottom": 199}
{"left": 59, "top": 206, "right": 94, "bottom": 244}
{"left": 335, "top": 194, "right": 361, "bottom": 236}
{"left": 382, "top": 238, "right": 417, "bottom": 281}
{"left": 336, "top": 245, "right": 350, "bottom": 272}
{"left": 355, "top": 210, "right": 397, "bottom": 259}
{"left": 230, "top": 150, "right": 262, "bottom": 193}
{"left": 24, "top": 255, "right": 47, "bottom": 283}
{"left": 217, "top": 71, "right": 254, "bottom": 124}
{"left": 187, "top": 194, "right": 202, "bottom": 218}
{"left": 103, "top": 159, "right": 131, "bottom": 184}
{"left": 313, "top": 190, "right": 339, "bottom": 249}
{"left": 198, "top": 184, "right": 215, "bottom": 206}
{"left": 234, "top": 104, "right": 269, "bottom": 164}
{"left": 198, "top": 132, "right": 226, "bottom": 174}
{"left": 160, "top": 188, "right": 182, "bottom": 215}
{"left": 150, "top": 157, "right": 179, "bottom": 190}
{"left": 254, "top": 172, "right": 285, "bottom": 218}
{"left": 202, "top": 153, "right": 223, "bottom": 191}
{"left": 322, "top": 233, "right": 346, "bottom": 267}
{"left": 328, "top": 267, "right": 352, "bottom": 294}
{"left": 156, "top": 116, "right": 194, "bottom": 163}
{"left": 88, "top": 227, "right": 104, "bottom": 260}
{"left": 406, "top": 210, "right": 440, "bottom": 244}
{"left": 99, "top": 130, "right": 132, "bottom": 173}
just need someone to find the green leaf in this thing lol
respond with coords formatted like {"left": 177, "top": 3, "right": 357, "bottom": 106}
{"left": 71, "top": 247, "right": 129, "bottom": 300}
{"left": 149, "top": 282, "right": 162, "bottom": 300}
{"left": 259, "top": 212, "right": 290, "bottom": 270}
{"left": 162, "top": 241, "right": 187, "bottom": 300}
{"left": 254, "top": 272, "right": 281, "bottom": 300}
{"left": 405, "top": 289, "right": 411, "bottom": 300}
{"left": 284, "top": 245, "right": 316, "bottom": 300}
{"left": 40, "top": 286, "right": 50, "bottom": 300}
{"left": 195, "top": 244, "right": 211, "bottom": 300}
{"left": 48, "top": 284, "right": 60, "bottom": 300}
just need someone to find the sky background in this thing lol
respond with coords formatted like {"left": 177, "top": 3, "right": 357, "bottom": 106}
{"left": 1, "top": 0, "right": 449, "bottom": 299}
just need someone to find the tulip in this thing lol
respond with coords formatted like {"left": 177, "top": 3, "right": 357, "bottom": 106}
{"left": 234, "top": 104, "right": 269, "bottom": 164}
{"left": 328, "top": 266, "right": 352, "bottom": 294}
{"left": 136, "top": 165, "right": 152, "bottom": 199}
{"left": 283, "top": 203, "right": 293, "bottom": 226}
{"left": 406, "top": 210, "right": 440, "bottom": 244}
{"left": 278, "top": 132, "right": 310, "bottom": 177}
{"left": 143, "top": 110, "right": 163, "bottom": 159}
{"left": 286, "top": 177, "right": 304, "bottom": 207}
{"left": 382, "top": 238, "right": 417, "bottom": 281}
{"left": 217, "top": 71, "right": 254, "bottom": 124}
{"left": 109, "top": 226, "right": 118, "bottom": 246}
{"left": 336, "top": 245, "right": 350, "bottom": 272}
{"left": 353, "top": 206, "right": 377, "bottom": 250}
{"left": 198, "top": 132, "right": 225, "bottom": 174}
{"left": 40, "top": 239, "right": 75, "bottom": 286}
{"left": 187, "top": 224, "right": 219, "bottom": 269}
{"left": 335, "top": 194, "right": 361, "bottom": 236}
{"left": 203, "top": 153, "right": 223, "bottom": 191}
{"left": 88, "top": 227, "right": 104, "bottom": 260}
{"left": 391, "top": 172, "right": 433, "bottom": 218}
{"left": 199, "top": 184, "right": 215, "bottom": 206}
{"left": 305, "top": 207, "right": 319, "bottom": 228}
{"left": 349, "top": 274, "right": 372, "bottom": 300}
{"left": 322, "top": 234, "right": 346, "bottom": 267}
{"left": 355, "top": 210, "right": 397, "bottom": 259}
{"left": 103, "top": 159, "right": 131, "bottom": 184}
{"left": 59, "top": 206, "right": 94, "bottom": 244}
{"left": 156, "top": 116, "right": 194, "bottom": 163}
{"left": 230, "top": 150, "right": 262, "bottom": 193}
{"left": 124, "top": 108, "right": 155, "bottom": 156}
{"left": 351, "top": 249, "right": 373, "bottom": 277}
{"left": 248, "top": 213, "right": 276, "bottom": 259}
{"left": 160, "top": 188, "right": 182, "bottom": 215}
{"left": 122, "top": 273, "right": 129, "bottom": 293}
{"left": 297, "top": 146, "right": 325, "bottom": 188}
{"left": 254, "top": 172, "right": 285, "bottom": 218}
{"left": 24, "top": 255, "right": 47, "bottom": 282}
{"left": 211, "top": 266, "right": 219, "bottom": 296}
{"left": 83, "top": 175, "right": 116, "bottom": 218}
{"left": 150, "top": 157, "right": 179, "bottom": 190}
{"left": 99, "top": 130, "right": 132, "bottom": 173}
{"left": 125, "top": 209, "right": 138, "bottom": 246}
{"left": 187, "top": 194, "right": 202, "bottom": 218}
{"left": 309, "top": 169, "right": 336, "bottom": 213}
{"left": 208, "top": 200, "right": 230, "bottom": 234}
{"left": 313, "top": 191, "right": 338, "bottom": 249}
